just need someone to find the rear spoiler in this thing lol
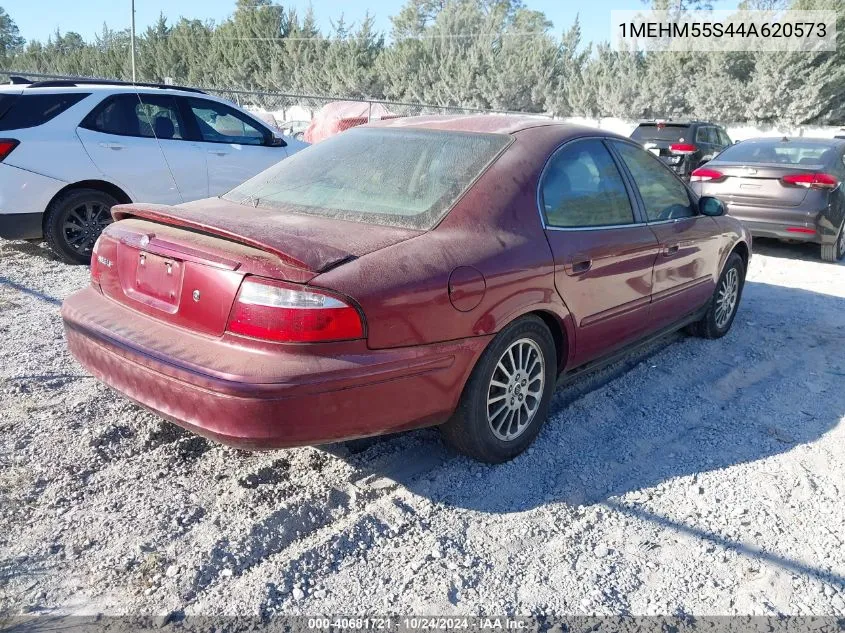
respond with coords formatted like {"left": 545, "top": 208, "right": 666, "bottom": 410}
{"left": 111, "top": 203, "right": 352, "bottom": 273}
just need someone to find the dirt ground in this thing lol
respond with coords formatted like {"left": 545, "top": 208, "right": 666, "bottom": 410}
{"left": 1, "top": 236, "right": 844, "bottom": 619}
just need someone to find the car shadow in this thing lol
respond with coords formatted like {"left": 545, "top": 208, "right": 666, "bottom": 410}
{"left": 751, "top": 236, "right": 843, "bottom": 265}
{"left": 324, "top": 279, "right": 845, "bottom": 587}
{"left": 0, "top": 239, "right": 63, "bottom": 263}
{"left": 330, "top": 279, "right": 845, "bottom": 513}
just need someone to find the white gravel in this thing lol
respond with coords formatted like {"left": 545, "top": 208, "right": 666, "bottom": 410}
{"left": 1, "top": 237, "right": 844, "bottom": 618}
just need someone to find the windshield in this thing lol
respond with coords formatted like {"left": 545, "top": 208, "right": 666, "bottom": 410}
{"left": 630, "top": 124, "right": 692, "bottom": 143}
{"left": 223, "top": 127, "right": 510, "bottom": 230}
{"left": 715, "top": 139, "right": 838, "bottom": 166}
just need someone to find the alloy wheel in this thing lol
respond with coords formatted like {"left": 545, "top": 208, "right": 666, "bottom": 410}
{"left": 63, "top": 201, "right": 112, "bottom": 255}
{"left": 715, "top": 267, "right": 739, "bottom": 329}
{"left": 486, "top": 338, "right": 545, "bottom": 442}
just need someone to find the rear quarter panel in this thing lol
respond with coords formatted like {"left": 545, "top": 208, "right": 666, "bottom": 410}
{"left": 313, "top": 126, "right": 578, "bottom": 367}
{"left": 5, "top": 93, "right": 102, "bottom": 184}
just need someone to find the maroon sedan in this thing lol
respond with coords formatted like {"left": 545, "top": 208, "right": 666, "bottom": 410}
{"left": 62, "top": 116, "right": 751, "bottom": 463}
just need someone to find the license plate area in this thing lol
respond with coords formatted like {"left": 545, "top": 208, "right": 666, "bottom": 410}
{"left": 124, "top": 250, "right": 184, "bottom": 313}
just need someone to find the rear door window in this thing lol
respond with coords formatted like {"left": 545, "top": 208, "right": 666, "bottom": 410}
{"left": 612, "top": 141, "right": 695, "bottom": 222}
{"left": 81, "top": 94, "right": 185, "bottom": 140}
{"left": 0, "top": 92, "right": 89, "bottom": 131}
{"left": 540, "top": 139, "right": 635, "bottom": 228}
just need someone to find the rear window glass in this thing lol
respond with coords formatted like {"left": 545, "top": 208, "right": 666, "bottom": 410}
{"left": 223, "top": 127, "right": 510, "bottom": 230}
{"left": 0, "top": 93, "right": 89, "bottom": 131}
{"left": 631, "top": 124, "right": 692, "bottom": 143}
{"left": 716, "top": 140, "right": 837, "bottom": 166}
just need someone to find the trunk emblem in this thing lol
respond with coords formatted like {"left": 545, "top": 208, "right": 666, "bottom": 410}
{"left": 192, "top": 290, "right": 201, "bottom": 302}
{"left": 140, "top": 235, "right": 150, "bottom": 247}
{"left": 745, "top": 167, "right": 757, "bottom": 175}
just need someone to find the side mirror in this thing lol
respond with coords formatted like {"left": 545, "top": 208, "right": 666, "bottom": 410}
{"left": 699, "top": 196, "right": 726, "bottom": 217}
{"left": 267, "top": 133, "right": 287, "bottom": 147}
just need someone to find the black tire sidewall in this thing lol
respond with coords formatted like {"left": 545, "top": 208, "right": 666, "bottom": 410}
{"left": 45, "top": 189, "right": 117, "bottom": 265}
{"left": 449, "top": 316, "right": 557, "bottom": 463}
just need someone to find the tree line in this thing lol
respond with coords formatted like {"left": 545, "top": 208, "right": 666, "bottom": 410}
{"left": 0, "top": 0, "right": 843, "bottom": 126}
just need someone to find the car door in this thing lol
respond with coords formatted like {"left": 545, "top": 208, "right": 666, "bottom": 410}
{"left": 181, "top": 96, "right": 288, "bottom": 196}
{"left": 76, "top": 93, "right": 208, "bottom": 204}
{"left": 610, "top": 140, "right": 723, "bottom": 332}
{"left": 540, "top": 138, "right": 660, "bottom": 368}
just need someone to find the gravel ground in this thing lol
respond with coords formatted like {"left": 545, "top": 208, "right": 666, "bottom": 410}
{"left": 1, "top": 236, "right": 844, "bottom": 619}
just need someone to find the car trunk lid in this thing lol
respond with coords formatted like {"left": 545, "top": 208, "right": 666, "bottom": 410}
{"left": 694, "top": 162, "right": 818, "bottom": 207}
{"left": 112, "top": 198, "right": 422, "bottom": 273}
{"left": 96, "top": 201, "right": 422, "bottom": 336}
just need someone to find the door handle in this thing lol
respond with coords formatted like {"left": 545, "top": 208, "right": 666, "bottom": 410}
{"left": 565, "top": 259, "right": 592, "bottom": 276}
{"left": 98, "top": 142, "right": 124, "bottom": 150}
{"left": 207, "top": 150, "right": 228, "bottom": 156}
{"left": 663, "top": 244, "right": 680, "bottom": 256}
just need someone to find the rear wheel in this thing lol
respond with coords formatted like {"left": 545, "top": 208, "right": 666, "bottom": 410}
{"left": 688, "top": 252, "right": 745, "bottom": 339}
{"left": 44, "top": 189, "right": 117, "bottom": 265}
{"left": 820, "top": 223, "right": 845, "bottom": 262}
{"left": 441, "top": 315, "right": 556, "bottom": 463}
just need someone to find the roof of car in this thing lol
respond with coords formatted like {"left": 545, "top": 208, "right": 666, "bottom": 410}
{"left": 368, "top": 114, "right": 590, "bottom": 136}
{"left": 636, "top": 120, "right": 716, "bottom": 127}
{"left": 739, "top": 136, "right": 845, "bottom": 146}
{"left": 0, "top": 82, "right": 206, "bottom": 96}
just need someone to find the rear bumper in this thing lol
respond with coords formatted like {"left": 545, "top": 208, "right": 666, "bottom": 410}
{"left": 724, "top": 204, "right": 838, "bottom": 245}
{"left": 0, "top": 212, "right": 43, "bottom": 240}
{"left": 62, "top": 287, "right": 490, "bottom": 449}
{"left": 0, "top": 164, "right": 66, "bottom": 236}
{"left": 738, "top": 218, "right": 821, "bottom": 243}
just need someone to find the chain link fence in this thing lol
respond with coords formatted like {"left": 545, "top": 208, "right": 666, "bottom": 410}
{"left": 0, "top": 70, "right": 552, "bottom": 136}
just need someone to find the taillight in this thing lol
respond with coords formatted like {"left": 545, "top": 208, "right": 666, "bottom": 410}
{"left": 781, "top": 173, "right": 839, "bottom": 190}
{"left": 226, "top": 277, "right": 364, "bottom": 343}
{"left": 90, "top": 236, "right": 104, "bottom": 290}
{"left": 690, "top": 168, "right": 724, "bottom": 182}
{"left": 0, "top": 139, "right": 19, "bottom": 161}
{"left": 669, "top": 143, "right": 697, "bottom": 155}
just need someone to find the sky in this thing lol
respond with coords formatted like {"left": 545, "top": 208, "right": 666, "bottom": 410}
{"left": 5, "top": 0, "right": 739, "bottom": 47}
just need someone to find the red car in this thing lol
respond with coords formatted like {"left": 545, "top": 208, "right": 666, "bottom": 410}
{"left": 62, "top": 116, "right": 751, "bottom": 463}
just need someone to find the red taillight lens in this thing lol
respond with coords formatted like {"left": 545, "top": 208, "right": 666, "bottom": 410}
{"left": 226, "top": 277, "right": 364, "bottom": 343}
{"left": 690, "top": 168, "right": 724, "bottom": 182}
{"left": 0, "top": 139, "right": 19, "bottom": 161}
{"left": 781, "top": 172, "right": 839, "bottom": 190}
{"left": 669, "top": 143, "right": 698, "bottom": 155}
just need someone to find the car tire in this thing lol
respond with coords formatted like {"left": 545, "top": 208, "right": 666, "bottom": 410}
{"left": 44, "top": 189, "right": 117, "bottom": 265}
{"left": 820, "top": 223, "right": 845, "bottom": 262}
{"left": 441, "top": 315, "right": 556, "bottom": 464}
{"left": 688, "top": 252, "right": 745, "bottom": 340}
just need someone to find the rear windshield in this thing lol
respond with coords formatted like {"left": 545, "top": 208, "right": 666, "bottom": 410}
{"left": 0, "top": 92, "right": 89, "bottom": 131}
{"left": 223, "top": 127, "right": 510, "bottom": 230}
{"left": 716, "top": 140, "right": 838, "bottom": 166}
{"left": 631, "top": 124, "right": 692, "bottom": 142}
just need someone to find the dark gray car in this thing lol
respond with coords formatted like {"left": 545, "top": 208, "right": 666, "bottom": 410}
{"left": 689, "top": 137, "right": 845, "bottom": 262}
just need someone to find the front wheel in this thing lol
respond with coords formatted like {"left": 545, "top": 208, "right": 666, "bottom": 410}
{"left": 44, "top": 189, "right": 117, "bottom": 265}
{"left": 688, "top": 252, "right": 745, "bottom": 339}
{"left": 441, "top": 315, "right": 556, "bottom": 463}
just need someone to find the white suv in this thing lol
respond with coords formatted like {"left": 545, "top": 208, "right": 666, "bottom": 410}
{"left": 0, "top": 78, "right": 307, "bottom": 263}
